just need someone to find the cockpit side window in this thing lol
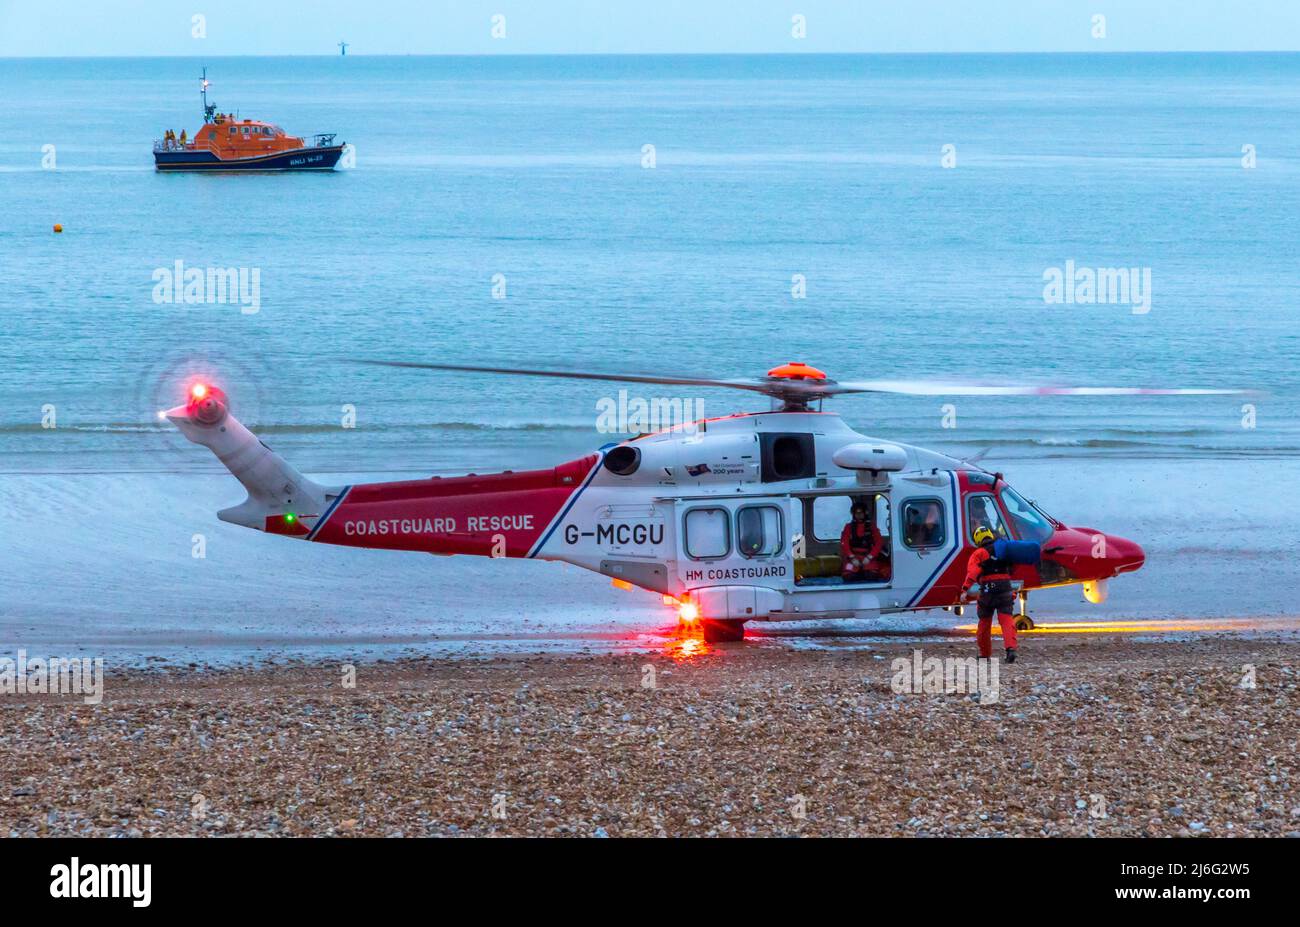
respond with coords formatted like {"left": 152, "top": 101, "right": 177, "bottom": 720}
{"left": 966, "top": 494, "right": 1008, "bottom": 542}
{"left": 998, "top": 486, "right": 1055, "bottom": 543}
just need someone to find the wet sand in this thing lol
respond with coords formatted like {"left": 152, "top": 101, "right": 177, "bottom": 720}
{"left": 1, "top": 630, "right": 1296, "bottom": 837}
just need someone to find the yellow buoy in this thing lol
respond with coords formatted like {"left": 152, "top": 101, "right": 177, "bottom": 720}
{"left": 53, "top": 224, "right": 63, "bottom": 233}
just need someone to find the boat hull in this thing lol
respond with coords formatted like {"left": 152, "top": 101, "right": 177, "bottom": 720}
{"left": 154, "top": 145, "right": 345, "bottom": 172}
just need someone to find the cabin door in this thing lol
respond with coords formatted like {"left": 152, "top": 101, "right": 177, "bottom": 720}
{"left": 676, "top": 497, "right": 794, "bottom": 593}
{"left": 887, "top": 476, "right": 962, "bottom": 609}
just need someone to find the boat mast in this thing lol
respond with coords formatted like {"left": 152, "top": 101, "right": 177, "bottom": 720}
{"left": 200, "top": 67, "right": 217, "bottom": 124}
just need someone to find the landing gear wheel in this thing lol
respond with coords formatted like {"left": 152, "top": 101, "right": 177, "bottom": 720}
{"left": 700, "top": 619, "right": 746, "bottom": 643}
{"left": 1014, "top": 591, "right": 1033, "bottom": 631}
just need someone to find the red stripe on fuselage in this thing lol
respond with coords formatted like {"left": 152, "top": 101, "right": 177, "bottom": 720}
{"left": 310, "top": 455, "right": 598, "bottom": 558}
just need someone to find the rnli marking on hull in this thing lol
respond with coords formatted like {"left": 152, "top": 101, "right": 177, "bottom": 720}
{"left": 154, "top": 146, "right": 346, "bottom": 171}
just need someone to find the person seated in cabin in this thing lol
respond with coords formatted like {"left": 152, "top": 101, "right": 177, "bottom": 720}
{"left": 840, "top": 501, "right": 888, "bottom": 582}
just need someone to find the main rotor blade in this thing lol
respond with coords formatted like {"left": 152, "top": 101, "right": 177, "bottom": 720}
{"left": 826, "top": 379, "right": 1251, "bottom": 397}
{"left": 356, "top": 360, "right": 1252, "bottom": 401}
{"left": 355, "top": 360, "right": 774, "bottom": 393}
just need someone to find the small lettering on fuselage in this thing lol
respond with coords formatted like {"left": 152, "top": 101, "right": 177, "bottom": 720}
{"left": 342, "top": 514, "right": 533, "bottom": 536}
{"left": 564, "top": 522, "right": 665, "bottom": 546}
{"left": 685, "top": 566, "right": 787, "bottom": 581}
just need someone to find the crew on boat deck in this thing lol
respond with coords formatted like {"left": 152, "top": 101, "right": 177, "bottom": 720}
{"left": 840, "top": 501, "right": 888, "bottom": 582}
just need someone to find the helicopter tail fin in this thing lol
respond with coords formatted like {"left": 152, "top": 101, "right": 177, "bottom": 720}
{"left": 164, "top": 384, "right": 331, "bottom": 534}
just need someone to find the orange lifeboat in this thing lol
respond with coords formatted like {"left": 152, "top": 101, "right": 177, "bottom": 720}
{"left": 154, "top": 69, "right": 346, "bottom": 172}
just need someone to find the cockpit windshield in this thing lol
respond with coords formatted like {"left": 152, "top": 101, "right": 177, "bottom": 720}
{"left": 998, "top": 485, "right": 1056, "bottom": 543}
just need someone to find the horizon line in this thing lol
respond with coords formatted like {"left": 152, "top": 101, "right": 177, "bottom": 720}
{"left": 4, "top": 49, "right": 1300, "bottom": 60}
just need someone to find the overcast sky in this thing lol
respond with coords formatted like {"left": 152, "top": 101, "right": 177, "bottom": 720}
{"left": 2, "top": 0, "right": 1297, "bottom": 56}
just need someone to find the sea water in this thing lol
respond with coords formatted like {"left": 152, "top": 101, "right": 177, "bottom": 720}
{"left": 1, "top": 54, "right": 1298, "bottom": 661}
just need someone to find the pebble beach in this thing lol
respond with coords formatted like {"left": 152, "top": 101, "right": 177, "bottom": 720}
{"left": 2, "top": 633, "right": 1296, "bottom": 838}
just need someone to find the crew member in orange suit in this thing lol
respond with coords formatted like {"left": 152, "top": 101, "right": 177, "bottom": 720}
{"left": 961, "top": 525, "right": 1019, "bottom": 662}
{"left": 840, "top": 501, "right": 887, "bottom": 582}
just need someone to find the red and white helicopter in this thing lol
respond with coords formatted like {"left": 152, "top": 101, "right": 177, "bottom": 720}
{"left": 165, "top": 362, "right": 1236, "bottom": 642}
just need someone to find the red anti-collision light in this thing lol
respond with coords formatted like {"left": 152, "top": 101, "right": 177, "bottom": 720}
{"left": 187, "top": 382, "right": 228, "bottom": 425}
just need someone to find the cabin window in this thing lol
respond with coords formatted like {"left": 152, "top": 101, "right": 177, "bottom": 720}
{"left": 999, "top": 486, "right": 1055, "bottom": 543}
{"left": 684, "top": 507, "right": 730, "bottom": 560}
{"left": 205, "top": 129, "right": 215, "bottom": 139}
{"left": 967, "top": 494, "right": 1009, "bottom": 542}
{"left": 261, "top": 127, "right": 271, "bottom": 135}
{"left": 902, "top": 499, "right": 946, "bottom": 550}
{"left": 229, "top": 127, "right": 236, "bottom": 134}
{"left": 736, "top": 505, "right": 782, "bottom": 559}
{"left": 811, "top": 493, "right": 889, "bottom": 543}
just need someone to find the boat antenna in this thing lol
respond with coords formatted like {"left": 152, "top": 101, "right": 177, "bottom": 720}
{"left": 200, "top": 67, "right": 216, "bottom": 124}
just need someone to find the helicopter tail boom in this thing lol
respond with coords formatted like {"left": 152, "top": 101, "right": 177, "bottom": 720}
{"left": 165, "top": 381, "right": 602, "bottom": 554}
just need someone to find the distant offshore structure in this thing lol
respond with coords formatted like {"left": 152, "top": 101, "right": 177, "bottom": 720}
{"left": 338, "top": 41, "right": 349, "bottom": 56}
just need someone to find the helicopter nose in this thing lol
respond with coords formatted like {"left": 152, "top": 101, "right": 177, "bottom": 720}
{"left": 1043, "top": 528, "right": 1145, "bottom": 579}
{"left": 1107, "top": 535, "right": 1146, "bottom": 575}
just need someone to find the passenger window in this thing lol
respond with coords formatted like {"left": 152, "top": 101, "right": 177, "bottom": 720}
{"left": 737, "top": 506, "right": 782, "bottom": 559}
{"left": 966, "top": 495, "right": 1008, "bottom": 542}
{"left": 684, "top": 508, "right": 729, "bottom": 560}
{"left": 812, "top": 496, "right": 845, "bottom": 542}
{"left": 902, "top": 499, "right": 946, "bottom": 549}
